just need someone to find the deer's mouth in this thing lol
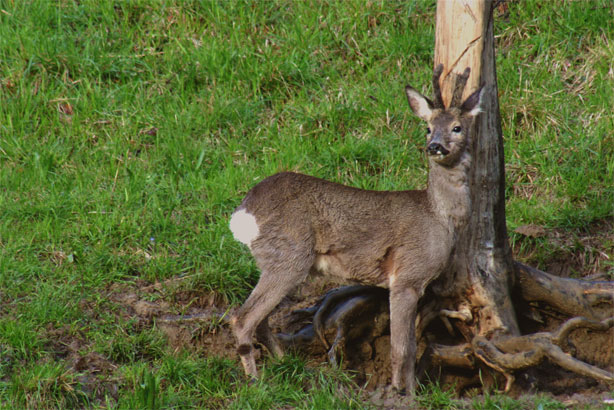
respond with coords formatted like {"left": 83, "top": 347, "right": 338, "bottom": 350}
{"left": 426, "top": 143, "right": 450, "bottom": 157}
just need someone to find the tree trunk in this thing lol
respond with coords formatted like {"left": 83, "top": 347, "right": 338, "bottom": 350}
{"left": 424, "top": 0, "right": 613, "bottom": 391}
{"left": 433, "top": 0, "right": 519, "bottom": 343}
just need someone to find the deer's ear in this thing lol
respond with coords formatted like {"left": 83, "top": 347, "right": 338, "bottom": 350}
{"left": 405, "top": 86, "right": 434, "bottom": 121}
{"left": 460, "top": 85, "right": 485, "bottom": 117}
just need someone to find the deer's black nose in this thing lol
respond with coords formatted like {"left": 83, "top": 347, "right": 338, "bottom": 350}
{"left": 427, "top": 143, "right": 449, "bottom": 156}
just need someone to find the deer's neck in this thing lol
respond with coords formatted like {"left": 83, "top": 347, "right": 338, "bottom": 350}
{"left": 426, "top": 152, "right": 472, "bottom": 233}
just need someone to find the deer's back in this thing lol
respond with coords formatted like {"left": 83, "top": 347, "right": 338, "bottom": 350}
{"left": 235, "top": 172, "right": 452, "bottom": 288}
{"left": 240, "top": 172, "right": 433, "bottom": 235}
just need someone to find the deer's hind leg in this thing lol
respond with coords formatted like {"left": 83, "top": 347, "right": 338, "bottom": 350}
{"left": 231, "top": 244, "right": 314, "bottom": 378}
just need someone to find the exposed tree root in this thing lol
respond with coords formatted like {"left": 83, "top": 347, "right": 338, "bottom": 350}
{"left": 276, "top": 261, "right": 613, "bottom": 393}
{"left": 472, "top": 316, "right": 614, "bottom": 391}
{"left": 278, "top": 285, "right": 389, "bottom": 364}
{"left": 416, "top": 299, "right": 442, "bottom": 339}
{"left": 420, "top": 343, "right": 475, "bottom": 369}
{"left": 418, "top": 317, "right": 613, "bottom": 392}
{"left": 311, "top": 285, "right": 387, "bottom": 350}
{"left": 441, "top": 260, "right": 614, "bottom": 390}
{"left": 514, "top": 261, "right": 614, "bottom": 320}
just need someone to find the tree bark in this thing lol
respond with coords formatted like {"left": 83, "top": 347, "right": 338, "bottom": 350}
{"left": 425, "top": 0, "right": 613, "bottom": 390}
{"left": 433, "top": 0, "right": 519, "bottom": 340}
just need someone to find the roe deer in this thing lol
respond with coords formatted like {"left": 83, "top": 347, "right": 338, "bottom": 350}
{"left": 229, "top": 64, "right": 484, "bottom": 394}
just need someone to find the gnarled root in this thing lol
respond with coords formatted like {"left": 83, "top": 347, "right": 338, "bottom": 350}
{"left": 472, "top": 317, "right": 614, "bottom": 392}
{"left": 418, "top": 343, "right": 475, "bottom": 378}
{"left": 278, "top": 285, "right": 389, "bottom": 363}
{"left": 311, "top": 285, "right": 387, "bottom": 350}
{"left": 420, "top": 317, "right": 614, "bottom": 392}
{"left": 514, "top": 261, "right": 614, "bottom": 321}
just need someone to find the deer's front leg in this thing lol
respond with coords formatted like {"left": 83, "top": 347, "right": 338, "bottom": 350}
{"left": 389, "top": 285, "right": 419, "bottom": 395}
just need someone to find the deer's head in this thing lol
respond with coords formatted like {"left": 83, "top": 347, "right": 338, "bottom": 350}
{"left": 405, "top": 65, "right": 484, "bottom": 166}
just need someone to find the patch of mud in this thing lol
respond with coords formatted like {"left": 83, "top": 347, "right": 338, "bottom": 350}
{"left": 157, "top": 308, "right": 237, "bottom": 361}
{"left": 46, "top": 324, "right": 116, "bottom": 376}
{"left": 109, "top": 280, "right": 237, "bottom": 360}
{"left": 43, "top": 324, "right": 119, "bottom": 404}
{"left": 72, "top": 351, "right": 116, "bottom": 374}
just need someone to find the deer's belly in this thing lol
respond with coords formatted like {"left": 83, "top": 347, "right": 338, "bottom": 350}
{"left": 312, "top": 253, "right": 388, "bottom": 285}
{"left": 313, "top": 254, "right": 350, "bottom": 279}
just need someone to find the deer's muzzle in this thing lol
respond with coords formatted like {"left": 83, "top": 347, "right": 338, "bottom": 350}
{"left": 426, "top": 143, "right": 449, "bottom": 156}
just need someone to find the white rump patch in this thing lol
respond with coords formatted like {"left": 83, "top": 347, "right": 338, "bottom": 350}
{"left": 229, "top": 209, "right": 260, "bottom": 248}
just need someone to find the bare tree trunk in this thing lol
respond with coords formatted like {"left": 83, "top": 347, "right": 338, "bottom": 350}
{"left": 425, "top": 0, "right": 613, "bottom": 391}
{"left": 433, "top": 0, "right": 519, "bottom": 342}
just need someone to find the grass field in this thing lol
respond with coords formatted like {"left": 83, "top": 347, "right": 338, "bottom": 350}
{"left": 0, "top": 0, "right": 612, "bottom": 408}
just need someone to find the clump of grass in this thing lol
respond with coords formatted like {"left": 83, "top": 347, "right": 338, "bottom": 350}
{"left": 114, "top": 354, "right": 362, "bottom": 409}
{"left": 0, "top": 319, "right": 45, "bottom": 361}
{"left": 229, "top": 355, "right": 364, "bottom": 410}
{"left": 99, "top": 325, "right": 168, "bottom": 364}
{"left": 532, "top": 395, "right": 567, "bottom": 410}
{"left": 5, "top": 361, "right": 88, "bottom": 409}
{"left": 416, "top": 381, "right": 461, "bottom": 410}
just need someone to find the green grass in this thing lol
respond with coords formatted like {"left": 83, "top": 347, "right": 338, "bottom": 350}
{"left": 0, "top": 0, "right": 613, "bottom": 408}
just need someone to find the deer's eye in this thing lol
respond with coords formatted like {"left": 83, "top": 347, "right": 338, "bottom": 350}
{"left": 426, "top": 127, "right": 431, "bottom": 134}
{"left": 452, "top": 126, "right": 462, "bottom": 133}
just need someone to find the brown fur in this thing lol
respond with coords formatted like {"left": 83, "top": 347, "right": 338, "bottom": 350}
{"left": 230, "top": 65, "right": 484, "bottom": 394}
